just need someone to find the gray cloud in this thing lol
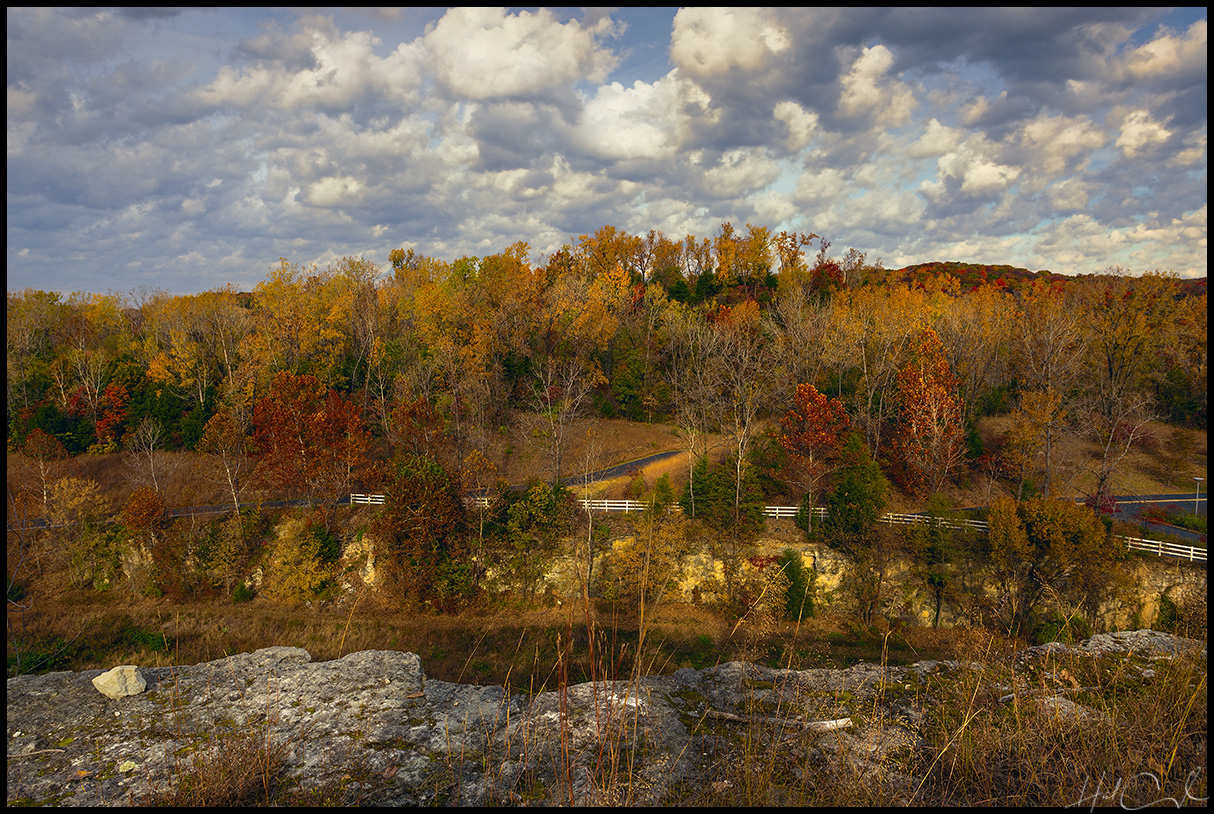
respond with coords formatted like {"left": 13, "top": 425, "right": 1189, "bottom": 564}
{"left": 6, "top": 7, "right": 1207, "bottom": 295}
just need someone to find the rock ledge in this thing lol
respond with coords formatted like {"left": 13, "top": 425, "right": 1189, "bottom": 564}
{"left": 7, "top": 630, "right": 1204, "bottom": 806}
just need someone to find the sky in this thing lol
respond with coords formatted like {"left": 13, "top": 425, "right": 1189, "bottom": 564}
{"left": 6, "top": 7, "right": 1208, "bottom": 296}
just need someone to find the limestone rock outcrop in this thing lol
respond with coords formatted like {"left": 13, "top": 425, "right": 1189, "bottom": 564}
{"left": 7, "top": 631, "right": 1204, "bottom": 806}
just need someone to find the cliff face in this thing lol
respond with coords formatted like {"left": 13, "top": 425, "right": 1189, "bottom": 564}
{"left": 7, "top": 631, "right": 1204, "bottom": 806}
{"left": 539, "top": 529, "right": 1207, "bottom": 631}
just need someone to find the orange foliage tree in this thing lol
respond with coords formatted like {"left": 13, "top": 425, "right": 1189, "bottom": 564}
{"left": 888, "top": 328, "right": 965, "bottom": 497}
{"left": 122, "top": 485, "right": 167, "bottom": 534}
{"left": 779, "top": 384, "right": 850, "bottom": 530}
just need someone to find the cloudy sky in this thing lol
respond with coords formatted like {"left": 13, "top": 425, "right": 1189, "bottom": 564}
{"left": 6, "top": 7, "right": 1207, "bottom": 295}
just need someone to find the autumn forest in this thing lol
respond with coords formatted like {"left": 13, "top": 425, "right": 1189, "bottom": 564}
{"left": 6, "top": 223, "right": 1209, "bottom": 649}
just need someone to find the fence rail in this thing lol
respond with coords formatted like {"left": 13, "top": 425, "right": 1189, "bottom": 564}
{"left": 1121, "top": 535, "right": 1207, "bottom": 562}
{"left": 349, "top": 493, "right": 385, "bottom": 506}
{"left": 349, "top": 495, "right": 1206, "bottom": 564}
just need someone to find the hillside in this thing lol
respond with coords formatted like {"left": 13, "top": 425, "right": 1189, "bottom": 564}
{"left": 8, "top": 413, "right": 1205, "bottom": 519}
{"left": 889, "top": 261, "right": 1207, "bottom": 297}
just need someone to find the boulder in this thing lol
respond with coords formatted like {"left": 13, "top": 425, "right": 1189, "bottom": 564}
{"left": 90, "top": 666, "right": 146, "bottom": 700}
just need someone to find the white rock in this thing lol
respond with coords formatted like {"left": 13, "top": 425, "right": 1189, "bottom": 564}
{"left": 92, "top": 665, "right": 146, "bottom": 699}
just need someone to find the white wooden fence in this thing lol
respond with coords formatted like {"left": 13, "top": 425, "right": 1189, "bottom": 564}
{"left": 1118, "top": 535, "right": 1207, "bottom": 563}
{"left": 349, "top": 495, "right": 1206, "bottom": 563}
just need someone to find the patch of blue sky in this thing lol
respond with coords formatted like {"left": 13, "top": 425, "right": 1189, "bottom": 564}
{"left": 1127, "top": 7, "right": 1206, "bottom": 47}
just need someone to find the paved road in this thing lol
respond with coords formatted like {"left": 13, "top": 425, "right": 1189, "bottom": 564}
{"left": 559, "top": 449, "right": 685, "bottom": 487}
{"left": 1110, "top": 493, "right": 1206, "bottom": 517}
{"left": 1094, "top": 494, "right": 1206, "bottom": 544}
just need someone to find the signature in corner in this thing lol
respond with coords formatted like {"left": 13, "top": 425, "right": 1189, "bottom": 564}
{"left": 1069, "top": 767, "right": 1207, "bottom": 810}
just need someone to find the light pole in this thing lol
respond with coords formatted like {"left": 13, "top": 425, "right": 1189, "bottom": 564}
{"left": 1195, "top": 477, "right": 1205, "bottom": 516}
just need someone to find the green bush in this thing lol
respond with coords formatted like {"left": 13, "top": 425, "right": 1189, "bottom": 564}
{"left": 778, "top": 548, "right": 815, "bottom": 621}
{"left": 117, "top": 617, "right": 169, "bottom": 653}
{"left": 624, "top": 471, "right": 647, "bottom": 500}
{"left": 1031, "top": 609, "right": 1092, "bottom": 645}
{"left": 308, "top": 523, "right": 341, "bottom": 563}
{"left": 7, "top": 573, "right": 26, "bottom": 603}
{"left": 1156, "top": 591, "right": 1181, "bottom": 632}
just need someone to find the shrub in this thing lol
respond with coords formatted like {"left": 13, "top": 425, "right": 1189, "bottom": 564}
{"left": 624, "top": 471, "right": 647, "bottom": 500}
{"left": 1031, "top": 608, "right": 1092, "bottom": 645}
{"left": 600, "top": 518, "right": 688, "bottom": 614}
{"left": 777, "top": 548, "right": 815, "bottom": 621}
{"left": 264, "top": 516, "right": 329, "bottom": 602}
{"left": 1157, "top": 592, "right": 1181, "bottom": 632}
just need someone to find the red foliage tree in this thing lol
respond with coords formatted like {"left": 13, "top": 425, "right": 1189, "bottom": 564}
{"left": 389, "top": 396, "right": 452, "bottom": 466}
{"left": 252, "top": 372, "right": 370, "bottom": 514}
{"left": 779, "top": 383, "right": 851, "bottom": 529}
{"left": 70, "top": 381, "right": 128, "bottom": 451}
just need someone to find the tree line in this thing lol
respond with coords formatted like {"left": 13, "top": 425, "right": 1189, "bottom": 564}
{"left": 6, "top": 222, "right": 1207, "bottom": 634}
{"left": 8, "top": 223, "right": 1205, "bottom": 484}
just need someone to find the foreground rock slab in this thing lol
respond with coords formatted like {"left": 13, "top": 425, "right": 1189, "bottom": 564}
{"left": 7, "top": 630, "right": 1204, "bottom": 806}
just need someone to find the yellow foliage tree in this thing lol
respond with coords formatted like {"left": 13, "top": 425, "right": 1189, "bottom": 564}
{"left": 1002, "top": 388, "right": 1064, "bottom": 499}
{"left": 987, "top": 496, "right": 1123, "bottom": 635}
{"left": 825, "top": 283, "right": 930, "bottom": 458}
{"left": 601, "top": 517, "right": 689, "bottom": 621}
{"left": 210, "top": 512, "right": 249, "bottom": 596}
{"left": 47, "top": 477, "right": 113, "bottom": 589}
{"left": 265, "top": 516, "right": 329, "bottom": 602}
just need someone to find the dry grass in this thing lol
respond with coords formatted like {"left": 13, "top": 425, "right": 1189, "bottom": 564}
{"left": 650, "top": 622, "right": 1207, "bottom": 807}
{"left": 909, "top": 634, "right": 1207, "bottom": 807}
{"left": 976, "top": 418, "right": 1207, "bottom": 496}
{"left": 110, "top": 611, "right": 1206, "bottom": 808}
{"left": 10, "top": 413, "right": 1204, "bottom": 518}
{"left": 8, "top": 410, "right": 1207, "bottom": 807}
{"left": 141, "top": 724, "right": 290, "bottom": 806}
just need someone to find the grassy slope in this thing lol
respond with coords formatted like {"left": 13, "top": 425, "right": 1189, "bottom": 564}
{"left": 6, "top": 414, "right": 1208, "bottom": 683}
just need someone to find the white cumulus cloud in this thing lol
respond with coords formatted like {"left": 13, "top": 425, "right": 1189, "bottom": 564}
{"left": 670, "top": 7, "right": 789, "bottom": 78}
{"left": 1116, "top": 110, "right": 1172, "bottom": 157}
{"left": 837, "top": 44, "right": 915, "bottom": 126}
{"left": 424, "top": 7, "right": 617, "bottom": 100}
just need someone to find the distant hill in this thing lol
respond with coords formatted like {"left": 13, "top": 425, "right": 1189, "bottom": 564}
{"left": 889, "top": 261, "right": 1206, "bottom": 296}
{"left": 888, "top": 261, "right": 1066, "bottom": 290}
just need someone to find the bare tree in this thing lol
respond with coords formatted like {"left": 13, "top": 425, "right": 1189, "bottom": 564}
{"left": 1014, "top": 281, "right": 1087, "bottom": 498}
{"left": 768, "top": 286, "right": 831, "bottom": 405}
{"left": 197, "top": 409, "right": 250, "bottom": 513}
{"left": 574, "top": 429, "right": 608, "bottom": 595}
{"left": 125, "top": 416, "right": 174, "bottom": 493}
{"left": 666, "top": 308, "right": 726, "bottom": 518}
{"left": 715, "top": 304, "right": 775, "bottom": 529}
{"left": 532, "top": 353, "right": 603, "bottom": 485}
